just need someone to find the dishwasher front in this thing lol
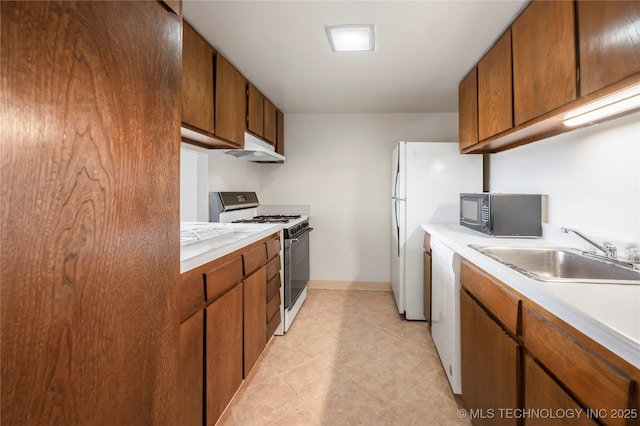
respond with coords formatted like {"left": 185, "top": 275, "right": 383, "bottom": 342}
{"left": 430, "top": 237, "right": 462, "bottom": 395}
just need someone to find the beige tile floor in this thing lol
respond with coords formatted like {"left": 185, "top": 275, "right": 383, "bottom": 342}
{"left": 218, "top": 289, "right": 471, "bottom": 426}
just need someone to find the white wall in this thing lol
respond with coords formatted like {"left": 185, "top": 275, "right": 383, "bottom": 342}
{"left": 180, "top": 143, "right": 210, "bottom": 222}
{"left": 490, "top": 111, "right": 640, "bottom": 243}
{"left": 208, "top": 151, "right": 261, "bottom": 192}
{"left": 258, "top": 113, "right": 459, "bottom": 283}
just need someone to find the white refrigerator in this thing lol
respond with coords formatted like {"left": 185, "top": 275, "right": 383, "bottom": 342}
{"left": 390, "top": 142, "right": 482, "bottom": 320}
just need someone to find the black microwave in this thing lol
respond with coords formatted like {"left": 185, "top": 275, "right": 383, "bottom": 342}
{"left": 460, "top": 193, "right": 542, "bottom": 237}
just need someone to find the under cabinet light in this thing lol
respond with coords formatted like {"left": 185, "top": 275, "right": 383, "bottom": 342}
{"left": 563, "top": 83, "right": 640, "bottom": 127}
{"left": 325, "top": 24, "right": 375, "bottom": 52}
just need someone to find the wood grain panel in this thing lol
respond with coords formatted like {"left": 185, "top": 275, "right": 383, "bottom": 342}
{"left": 524, "top": 355, "right": 598, "bottom": 426}
{"left": 161, "top": 0, "right": 182, "bottom": 15}
{"left": 243, "top": 266, "right": 267, "bottom": 376}
{"left": 266, "top": 312, "right": 281, "bottom": 341}
{"left": 461, "top": 291, "right": 519, "bottom": 425}
{"left": 461, "top": 261, "right": 521, "bottom": 336}
{"left": 525, "top": 308, "right": 634, "bottom": 426}
{"left": 180, "top": 275, "right": 205, "bottom": 322}
{"left": 204, "top": 256, "right": 243, "bottom": 303}
{"left": 478, "top": 30, "right": 512, "bottom": 140}
{"left": 578, "top": 0, "right": 640, "bottom": 96}
{"left": 243, "top": 243, "right": 267, "bottom": 276}
{"left": 267, "top": 291, "right": 281, "bottom": 321}
{"left": 266, "top": 236, "right": 280, "bottom": 259}
{"left": 458, "top": 68, "right": 478, "bottom": 150}
{"left": 263, "top": 98, "right": 277, "bottom": 144}
{"left": 1, "top": 2, "right": 180, "bottom": 424}
{"left": 206, "top": 283, "right": 243, "bottom": 425}
{"left": 182, "top": 21, "right": 214, "bottom": 134}
{"left": 267, "top": 273, "right": 281, "bottom": 301}
{"left": 215, "top": 54, "right": 246, "bottom": 147}
{"left": 266, "top": 255, "right": 280, "bottom": 281}
{"left": 247, "top": 83, "right": 264, "bottom": 137}
{"left": 178, "top": 311, "right": 204, "bottom": 426}
{"left": 276, "top": 110, "right": 285, "bottom": 155}
{"left": 512, "top": 0, "right": 576, "bottom": 125}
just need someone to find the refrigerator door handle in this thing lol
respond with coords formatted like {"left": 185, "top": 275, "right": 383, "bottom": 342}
{"left": 394, "top": 199, "right": 400, "bottom": 257}
{"left": 394, "top": 160, "right": 400, "bottom": 199}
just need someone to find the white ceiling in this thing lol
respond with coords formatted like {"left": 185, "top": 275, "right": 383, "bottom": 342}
{"left": 183, "top": 1, "right": 528, "bottom": 114}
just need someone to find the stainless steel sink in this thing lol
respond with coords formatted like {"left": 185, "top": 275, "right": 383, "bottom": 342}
{"left": 469, "top": 245, "right": 640, "bottom": 285}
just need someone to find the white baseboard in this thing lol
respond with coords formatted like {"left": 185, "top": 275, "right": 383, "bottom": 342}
{"left": 307, "top": 280, "right": 391, "bottom": 292}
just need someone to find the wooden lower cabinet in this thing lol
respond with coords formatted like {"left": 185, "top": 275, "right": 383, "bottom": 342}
{"left": 178, "top": 311, "right": 204, "bottom": 426}
{"left": 206, "top": 283, "right": 243, "bottom": 425}
{"left": 524, "top": 355, "right": 597, "bottom": 426}
{"left": 461, "top": 290, "right": 519, "bottom": 425}
{"left": 461, "top": 259, "right": 640, "bottom": 426}
{"left": 179, "top": 233, "right": 281, "bottom": 425}
{"left": 243, "top": 265, "right": 268, "bottom": 376}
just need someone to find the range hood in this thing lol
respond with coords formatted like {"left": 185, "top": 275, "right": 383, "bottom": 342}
{"left": 224, "top": 133, "right": 284, "bottom": 163}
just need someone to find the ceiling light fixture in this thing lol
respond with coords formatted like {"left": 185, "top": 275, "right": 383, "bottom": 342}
{"left": 325, "top": 24, "right": 375, "bottom": 52}
{"left": 563, "top": 82, "right": 640, "bottom": 127}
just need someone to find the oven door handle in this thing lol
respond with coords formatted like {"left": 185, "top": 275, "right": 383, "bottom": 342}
{"left": 289, "top": 227, "right": 314, "bottom": 243}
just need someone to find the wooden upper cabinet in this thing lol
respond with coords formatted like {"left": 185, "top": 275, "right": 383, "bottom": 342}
{"left": 182, "top": 21, "right": 214, "bottom": 135}
{"left": 216, "top": 54, "right": 246, "bottom": 147}
{"left": 263, "top": 98, "right": 277, "bottom": 145}
{"left": 478, "top": 30, "right": 513, "bottom": 140}
{"left": 578, "top": 1, "right": 640, "bottom": 96}
{"left": 458, "top": 67, "right": 478, "bottom": 150}
{"left": 247, "top": 83, "right": 264, "bottom": 137}
{"left": 512, "top": 0, "right": 577, "bottom": 126}
{"left": 276, "top": 109, "right": 285, "bottom": 155}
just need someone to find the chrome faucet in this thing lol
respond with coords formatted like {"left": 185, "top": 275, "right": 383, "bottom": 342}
{"left": 561, "top": 227, "right": 617, "bottom": 258}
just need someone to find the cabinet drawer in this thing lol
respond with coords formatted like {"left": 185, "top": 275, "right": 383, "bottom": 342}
{"left": 266, "top": 255, "right": 280, "bottom": 281}
{"left": 267, "top": 273, "right": 281, "bottom": 301}
{"left": 205, "top": 256, "right": 243, "bottom": 303}
{"left": 525, "top": 308, "right": 634, "bottom": 425}
{"left": 267, "top": 291, "right": 281, "bottom": 321}
{"left": 266, "top": 237, "right": 280, "bottom": 259}
{"left": 461, "top": 261, "right": 521, "bottom": 335}
{"left": 180, "top": 275, "right": 205, "bottom": 322}
{"left": 266, "top": 310, "right": 281, "bottom": 341}
{"left": 244, "top": 243, "right": 267, "bottom": 276}
{"left": 524, "top": 355, "right": 597, "bottom": 426}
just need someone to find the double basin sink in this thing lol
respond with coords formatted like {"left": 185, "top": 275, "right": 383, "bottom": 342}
{"left": 470, "top": 245, "right": 640, "bottom": 285}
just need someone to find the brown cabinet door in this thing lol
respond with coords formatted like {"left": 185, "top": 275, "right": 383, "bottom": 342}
{"left": 206, "top": 283, "right": 243, "bottom": 425}
{"left": 216, "top": 54, "right": 246, "bottom": 147}
{"left": 243, "top": 266, "right": 267, "bottom": 376}
{"left": 524, "top": 355, "right": 597, "bottom": 426}
{"left": 512, "top": 0, "right": 577, "bottom": 125}
{"left": 276, "top": 109, "right": 285, "bottom": 155}
{"left": 178, "top": 311, "right": 204, "bottom": 426}
{"left": 263, "top": 98, "right": 277, "bottom": 144}
{"left": 182, "top": 21, "right": 214, "bottom": 134}
{"left": 578, "top": 1, "right": 640, "bottom": 96}
{"left": 478, "top": 30, "right": 513, "bottom": 140}
{"left": 458, "top": 67, "right": 478, "bottom": 150}
{"left": 247, "top": 83, "right": 264, "bottom": 137}
{"left": 1, "top": 2, "right": 180, "bottom": 424}
{"left": 461, "top": 291, "right": 519, "bottom": 425}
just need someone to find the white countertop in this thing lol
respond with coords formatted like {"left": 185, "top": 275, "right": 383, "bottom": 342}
{"left": 180, "top": 223, "right": 282, "bottom": 274}
{"left": 422, "top": 223, "right": 640, "bottom": 369}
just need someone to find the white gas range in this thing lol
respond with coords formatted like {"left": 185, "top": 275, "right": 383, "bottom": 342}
{"left": 209, "top": 192, "right": 312, "bottom": 333}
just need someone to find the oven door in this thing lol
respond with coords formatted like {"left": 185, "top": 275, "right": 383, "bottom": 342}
{"left": 283, "top": 228, "right": 313, "bottom": 309}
